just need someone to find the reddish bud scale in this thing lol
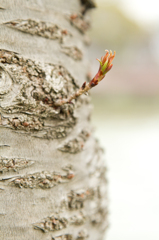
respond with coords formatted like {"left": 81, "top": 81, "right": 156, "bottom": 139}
{"left": 81, "top": 81, "right": 86, "bottom": 90}
{"left": 98, "top": 50, "right": 116, "bottom": 75}
{"left": 106, "top": 64, "right": 113, "bottom": 72}
{"left": 89, "top": 79, "right": 98, "bottom": 88}
{"left": 102, "top": 51, "right": 109, "bottom": 63}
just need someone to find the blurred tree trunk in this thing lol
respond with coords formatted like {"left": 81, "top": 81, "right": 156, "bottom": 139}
{"left": 0, "top": 1, "right": 108, "bottom": 239}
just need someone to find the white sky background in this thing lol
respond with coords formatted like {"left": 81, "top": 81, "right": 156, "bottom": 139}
{"left": 93, "top": 115, "right": 159, "bottom": 240}
{"left": 98, "top": 0, "right": 159, "bottom": 27}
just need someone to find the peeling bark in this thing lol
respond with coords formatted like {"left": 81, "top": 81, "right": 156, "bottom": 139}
{"left": 0, "top": 1, "right": 108, "bottom": 240}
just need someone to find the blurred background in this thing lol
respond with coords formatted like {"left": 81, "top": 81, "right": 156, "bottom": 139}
{"left": 87, "top": 0, "right": 159, "bottom": 239}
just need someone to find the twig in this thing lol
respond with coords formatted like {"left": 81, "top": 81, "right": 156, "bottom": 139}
{"left": 54, "top": 50, "right": 115, "bottom": 107}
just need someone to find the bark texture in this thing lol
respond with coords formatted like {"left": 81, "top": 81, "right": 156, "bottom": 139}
{"left": 0, "top": 1, "right": 108, "bottom": 240}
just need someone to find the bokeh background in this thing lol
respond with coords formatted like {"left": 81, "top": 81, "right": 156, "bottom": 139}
{"left": 87, "top": 0, "right": 159, "bottom": 239}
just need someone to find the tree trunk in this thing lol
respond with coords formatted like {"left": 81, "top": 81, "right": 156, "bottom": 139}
{"left": 0, "top": 1, "right": 108, "bottom": 239}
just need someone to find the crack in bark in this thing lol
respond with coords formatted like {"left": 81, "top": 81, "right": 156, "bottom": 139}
{"left": 4, "top": 19, "right": 72, "bottom": 43}
{"left": 34, "top": 215, "right": 68, "bottom": 233}
{"left": 0, "top": 49, "right": 83, "bottom": 139}
{"left": 52, "top": 234, "right": 73, "bottom": 240}
{"left": 10, "top": 169, "right": 74, "bottom": 189}
{"left": 58, "top": 130, "right": 90, "bottom": 153}
{"left": 61, "top": 46, "right": 83, "bottom": 61}
{"left": 34, "top": 211, "right": 86, "bottom": 233}
{"left": 68, "top": 13, "right": 90, "bottom": 33}
{"left": 0, "top": 156, "right": 34, "bottom": 173}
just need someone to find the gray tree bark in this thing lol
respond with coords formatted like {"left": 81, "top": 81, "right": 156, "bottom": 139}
{"left": 0, "top": 1, "right": 108, "bottom": 240}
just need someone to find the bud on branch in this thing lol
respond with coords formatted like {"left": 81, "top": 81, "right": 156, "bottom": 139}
{"left": 54, "top": 50, "right": 115, "bottom": 107}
